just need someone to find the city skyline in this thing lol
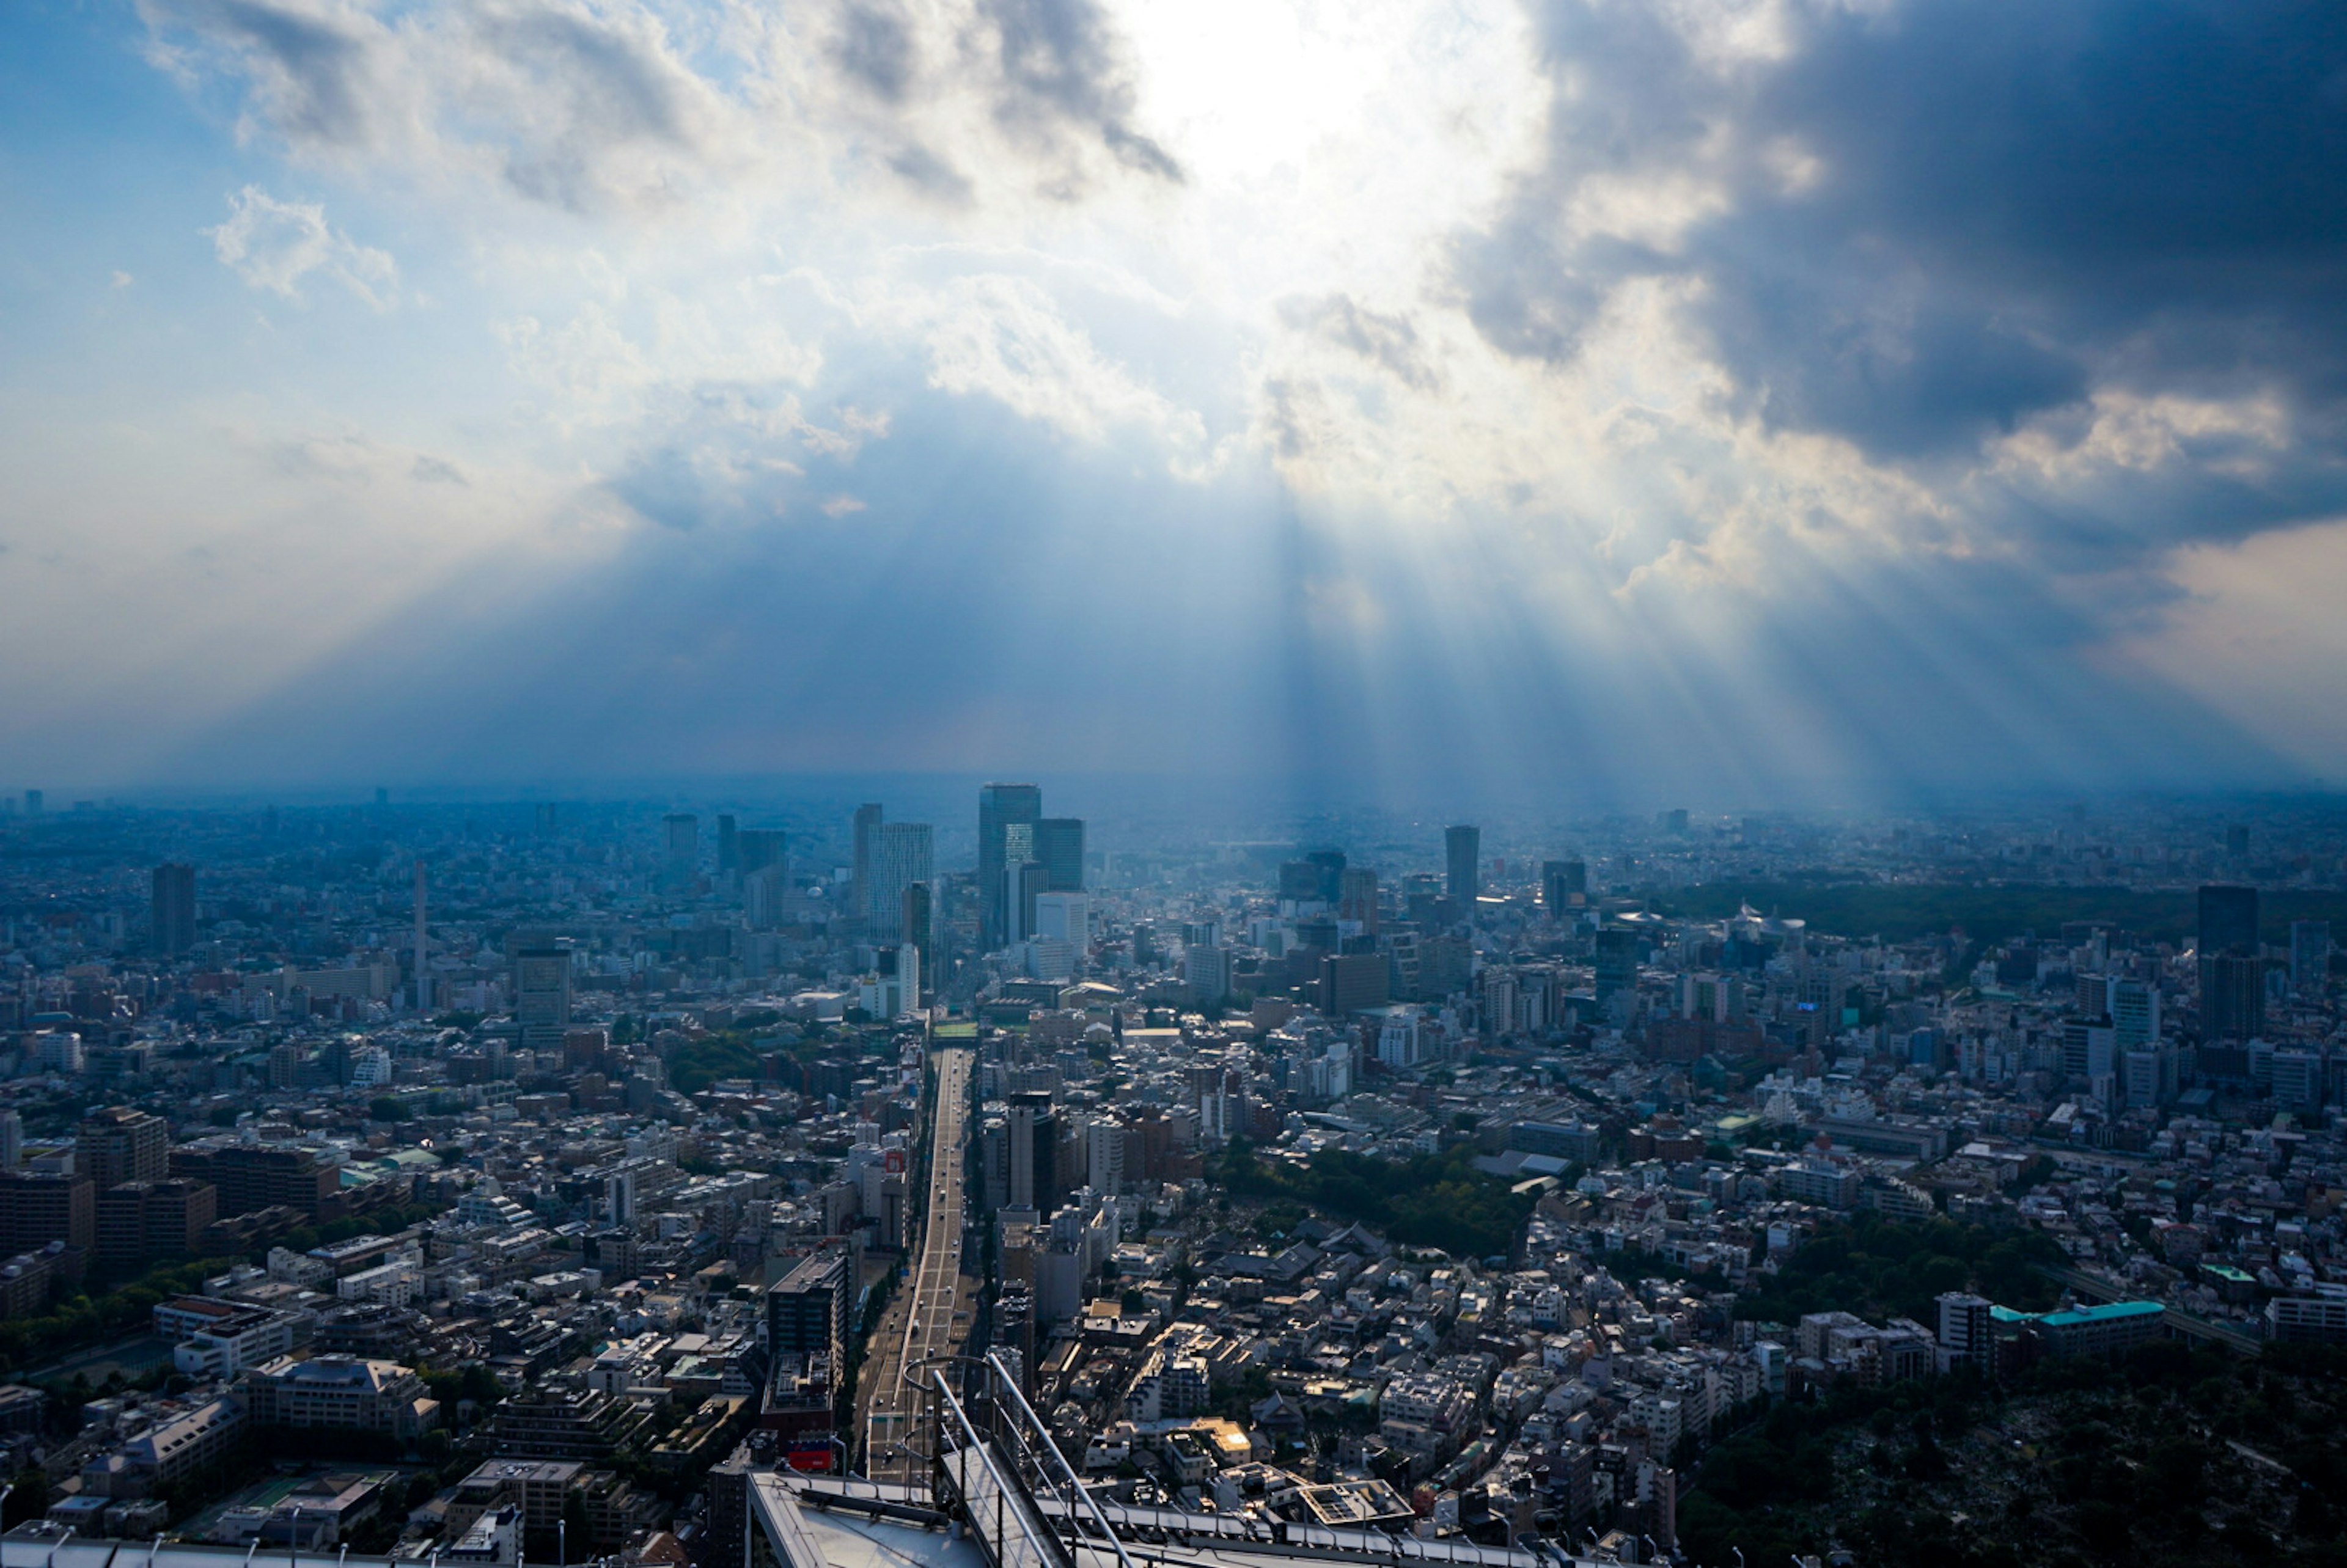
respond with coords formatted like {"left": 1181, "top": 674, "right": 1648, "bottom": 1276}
{"left": 4, "top": 2, "right": 2346, "bottom": 800}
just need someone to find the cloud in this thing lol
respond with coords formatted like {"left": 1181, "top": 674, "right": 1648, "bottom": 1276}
{"left": 140, "top": 0, "right": 1183, "bottom": 217}
{"left": 205, "top": 184, "right": 397, "bottom": 306}
{"left": 1458, "top": 0, "right": 2347, "bottom": 470}
{"left": 979, "top": 0, "right": 1183, "bottom": 184}
{"left": 1279, "top": 295, "right": 1439, "bottom": 392}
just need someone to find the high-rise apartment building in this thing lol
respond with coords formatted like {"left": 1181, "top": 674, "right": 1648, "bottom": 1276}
{"left": 152, "top": 862, "right": 196, "bottom": 956}
{"left": 78, "top": 1107, "right": 170, "bottom": 1189}
{"left": 1445, "top": 825, "right": 1481, "bottom": 905}
{"left": 0, "top": 1170, "right": 95, "bottom": 1253}
{"left": 767, "top": 1247, "right": 853, "bottom": 1387}
{"left": 978, "top": 783, "right": 1043, "bottom": 951}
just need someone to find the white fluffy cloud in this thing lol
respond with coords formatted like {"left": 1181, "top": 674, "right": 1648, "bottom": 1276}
{"left": 206, "top": 185, "right": 398, "bottom": 306}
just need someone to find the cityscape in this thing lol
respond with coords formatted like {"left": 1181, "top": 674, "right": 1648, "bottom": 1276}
{"left": 7, "top": 2, "right": 2347, "bottom": 1568}
{"left": 0, "top": 788, "right": 2341, "bottom": 1568}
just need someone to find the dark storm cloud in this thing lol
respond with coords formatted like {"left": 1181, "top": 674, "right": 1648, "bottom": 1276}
{"left": 979, "top": 0, "right": 1183, "bottom": 181}
{"left": 1460, "top": 0, "right": 2347, "bottom": 467}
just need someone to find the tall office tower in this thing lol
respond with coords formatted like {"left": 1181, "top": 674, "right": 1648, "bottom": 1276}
{"left": 2197, "top": 884, "right": 2263, "bottom": 1038}
{"left": 903, "top": 882, "right": 935, "bottom": 980}
{"left": 1338, "top": 867, "right": 1379, "bottom": 932}
{"left": 2200, "top": 884, "right": 2260, "bottom": 955}
{"left": 0, "top": 1110, "right": 20, "bottom": 1171}
{"left": 1035, "top": 818, "right": 1086, "bottom": 892}
{"left": 76, "top": 1107, "right": 169, "bottom": 1188}
{"left": 1446, "top": 825, "right": 1482, "bottom": 904}
{"left": 512, "top": 943, "right": 574, "bottom": 1053}
{"left": 1015, "top": 859, "right": 1054, "bottom": 943}
{"left": 1033, "top": 892, "right": 1092, "bottom": 948}
{"left": 1006, "top": 1092, "right": 1057, "bottom": 1213}
{"left": 413, "top": 859, "right": 430, "bottom": 1013}
{"left": 850, "top": 803, "right": 884, "bottom": 921}
{"left": 151, "top": 862, "right": 196, "bottom": 956}
{"left": 2291, "top": 920, "right": 2331, "bottom": 995}
{"left": 867, "top": 821, "right": 934, "bottom": 937}
{"left": 22, "top": 791, "right": 40, "bottom": 815}
{"left": 1306, "top": 849, "right": 1348, "bottom": 904}
{"left": 2110, "top": 978, "right": 2161, "bottom": 1051}
{"left": 663, "top": 813, "right": 700, "bottom": 876}
{"left": 979, "top": 783, "right": 1043, "bottom": 951}
{"left": 1543, "top": 859, "right": 1587, "bottom": 916}
{"left": 1594, "top": 926, "right": 1639, "bottom": 1003}
{"left": 1277, "top": 861, "right": 1326, "bottom": 904}
{"left": 716, "top": 813, "right": 740, "bottom": 873}
{"left": 737, "top": 829, "right": 788, "bottom": 876}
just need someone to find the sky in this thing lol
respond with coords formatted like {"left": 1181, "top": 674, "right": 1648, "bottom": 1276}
{"left": 2, "top": 0, "right": 2344, "bottom": 807}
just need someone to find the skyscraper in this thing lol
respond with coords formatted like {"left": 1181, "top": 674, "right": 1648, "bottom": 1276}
{"left": 513, "top": 943, "right": 574, "bottom": 1053}
{"left": 867, "top": 821, "right": 934, "bottom": 938}
{"left": 2198, "top": 885, "right": 2259, "bottom": 956}
{"left": 1594, "top": 926, "right": 1639, "bottom": 1004}
{"left": 979, "top": 783, "right": 1043, "bottom": 951}
{"left": 1338, "top": 867, "right": 1379, "bottom": 932}
{"left": 737, "top": 829, "right": 787, "bottom": 875}
{"left": 2198, "top": 885, "right": 2263, "bottom": 1039}
{"left": 1005, "top": 1092, "right": 1058, "bottom": 1213}
{"left": 1542, "top": 859, "right": 1587, "bottom": 916}
{"left": 716, "top": 813, "right": 740, "bottom": 873}
{"left": 1445, "top": 825, "right": 1481, "bottom": 905}
{"left": 903, "top": 881, "right": 935, "bottom": 979}
{"left": 850, "top": 804, "right": 884, "bottom": 923}
{"left": 663, "top": 813, "right": 699, "bottom": 879}
{"left": 151, "top": 862, "right": 196, "bottom": 956}
{"left": 2291, "top": 920, "right": 2331, "bottom": 995}
{"left": 1035, "top": 818, "right": 1086, "bottom": 892}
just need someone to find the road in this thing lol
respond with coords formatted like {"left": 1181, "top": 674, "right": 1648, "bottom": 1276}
{"left": 860, "top": 1042, "right": 975, "bottom": 1482}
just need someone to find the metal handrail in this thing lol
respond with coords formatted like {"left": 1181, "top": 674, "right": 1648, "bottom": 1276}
{"left": 931, "top": 1373, "right": 1065, "bottom": 1568}
{"left": 980, "top": 1352, "right": 1140, "bottom": 1568}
